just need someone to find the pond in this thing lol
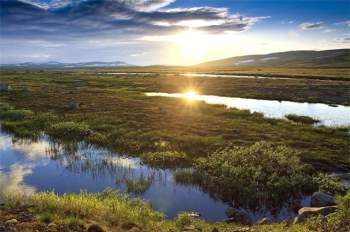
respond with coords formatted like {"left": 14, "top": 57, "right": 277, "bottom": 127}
{"left": 0, "top": 131, "right": 227, "bottom": 221}
{"left": 145, "top": 92, "right": 350, "bottom": 127}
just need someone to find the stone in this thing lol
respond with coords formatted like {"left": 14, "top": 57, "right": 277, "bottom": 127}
{"left": 87, "top": 224, "right": 105, "bottom": 232}
{"left": 68, "top": 101, "right": 80, "bottom": 110}
{"left": 188, "top": 212, "right": 201, "bottom": 218}
{"left": 311, "top": 192, "right": 336, "bottom": 207}
{"left": 5, "top": 219, "right": 18, "bottom": 225}
{"left": 293, "top": 206, "right": 337, "bottom": 224}
{"left": 256, "top": 217, "right": 271, "bottom": 225}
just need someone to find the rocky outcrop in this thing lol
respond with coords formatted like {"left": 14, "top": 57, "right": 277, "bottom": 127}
{"left": 310, "top": 192, "right": 336, "bottom": 207}
{"left": 293, "top": 206, "right": 337, "bottom": 224}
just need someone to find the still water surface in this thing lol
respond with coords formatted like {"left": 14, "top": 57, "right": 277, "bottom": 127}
{"left": 0, "top": 131, "right": 227, "bottom": 221}
{"left": 146, "top": 92, "right": 350, "bottom": 127}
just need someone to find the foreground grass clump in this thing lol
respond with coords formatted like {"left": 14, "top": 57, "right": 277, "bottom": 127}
{"left": 142, "top": 151, "right": 189, "bottom": 168}
{"left": 1, "top": 190, "right": 349, "bottom": 232}
{"left": 29, "top": 189, "right": 164, "bottom": 231}
{"left": 47, "top": 122, "right": 92, "bottom": 140}
{"left": 195, "top": 142, "right": 314, "bottom": 208}
{"left": 285, "top": 114, "right": 320, "bottom": 125}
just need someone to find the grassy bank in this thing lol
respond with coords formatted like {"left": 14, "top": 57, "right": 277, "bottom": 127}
{"left": 1, "top": 190, "right": 349, "bottom": 232}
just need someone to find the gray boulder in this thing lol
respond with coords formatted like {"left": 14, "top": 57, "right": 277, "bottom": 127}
{"left": 293, "top": 206, "right": 337, "bottom": 224}
{"left": 311, "top": 191, "right": 336, "bottom": 207}
{"left": 68, "top": 101, "right": 80, "bottom": 110}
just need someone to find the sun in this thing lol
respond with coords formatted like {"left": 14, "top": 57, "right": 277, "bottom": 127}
{"left": 176, "top": 30, "right": 206, "bottom": 65}
{"left": 184, "top": 90, "right": 198, "bottom": 101}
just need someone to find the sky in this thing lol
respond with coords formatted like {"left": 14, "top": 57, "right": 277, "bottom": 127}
{"left": 0, "top": 0, "right": 349, "bottom": 65}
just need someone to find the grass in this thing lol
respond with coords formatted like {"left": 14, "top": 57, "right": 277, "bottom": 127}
{"left": 142, "top": 151, "right": 189, "bottom": 168}
{"left": 1, "top": 189, "right": 349, "bottom": 232}
{"left": 286, "top": 114, "right": 320, "bottom": 125}
{"left": 125, "top": 175, "right": 153, "bottom": 194}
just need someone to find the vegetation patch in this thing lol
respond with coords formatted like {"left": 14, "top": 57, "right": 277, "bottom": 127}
{"left": 125, "top": 175, "right": 153, "bottom": 194}
{"left": 194, "top": 142, "right": 315, "bottom": 208}
{"left": 0, "top": 109, "right": 33, "bottom": 121}
{"left": 142, "top": 151, "right": 189, "bottom": 168}
{"left": 47, "top": 122, "right": 92, "bottom": 140}
{"left": 285, "top": 114, "right": 320, "bottom": 125}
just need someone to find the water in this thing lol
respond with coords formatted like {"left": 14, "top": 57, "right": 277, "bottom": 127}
{"left": 146, "top": 93, "right": 350, "bottom": 127}
{"left": 0, "top": 131, "right": 227, "bottom": 221}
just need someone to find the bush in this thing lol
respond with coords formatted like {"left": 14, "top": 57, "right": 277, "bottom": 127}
{"left": 195, "top": 142, "right": 313, "bottom": 208}
{"left": 47, "top": 121, "right": 92, "bottom": 140}
{"left": 312, "top": 173, "right": 347, "bottom": 195}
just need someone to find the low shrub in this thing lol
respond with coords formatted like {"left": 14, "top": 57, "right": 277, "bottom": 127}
{"left": 142, "top": 151, "right": 189, "bottom": 168}
{"left": 0, "top": 109, "right": 34, "bottom": 121}
{"left": 312, "top": 173, "right": 347, "bottom": 195}
{"left": 194, "top": 142, "right": 314, "bottom": 208}
{"left": 47, "top": 121, "right": 92, "bottom": 140}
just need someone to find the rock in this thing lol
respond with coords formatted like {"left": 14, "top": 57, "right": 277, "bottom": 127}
{"left": 68, "top": 101, "right": 80, "bottom": 110}
{"left": 188, "top": 212, "right": 201, "bottom": 218}
{"left": 87, "top": 224, "right": 105, "bottom": 232}
{"left": 5, "top": 219, "right": 18, "bottom": 225}
{"left": 311, "top": 192, "right": 336, "bottom": 207}
{"left": 256, "top": 217, "right": 271, "bottom": 225}
{"left": 211, "top": 228, "right": 219, "bottom": 232}
{"left": 293, "top": 206, "right": 337, "bottom": 224}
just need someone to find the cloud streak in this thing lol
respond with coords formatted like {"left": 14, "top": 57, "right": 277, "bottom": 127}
{"left": 299, "top": 22, "right": 323, "bottom": 30}
{"left": 1, "top": 0, "right": 268, "bottom": 40}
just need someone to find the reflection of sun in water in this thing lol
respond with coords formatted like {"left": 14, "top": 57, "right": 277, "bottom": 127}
{"left": 184, "top": 90, "right": 198, "bottom": 101}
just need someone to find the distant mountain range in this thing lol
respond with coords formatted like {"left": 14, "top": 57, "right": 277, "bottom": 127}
{"left": 1, "top": 49, "right": 349, "bottom": 69}
{"left": 0, "top": 61, "right": 133, "bottom": 68}
{"left": 196, "top": 49, "right": 350, "bottom": 68}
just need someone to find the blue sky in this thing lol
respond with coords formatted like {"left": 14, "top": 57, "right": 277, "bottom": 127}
{"left": 0, "top": 0, "right": 349, "bottom": 65}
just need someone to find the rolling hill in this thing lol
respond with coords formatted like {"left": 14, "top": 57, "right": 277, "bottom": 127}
{"left": 196, "top": 49, "right": 350, "bottom": 68}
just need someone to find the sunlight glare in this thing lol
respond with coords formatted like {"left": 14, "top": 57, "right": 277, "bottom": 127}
{"left": 184, "top": 90, "right": 198, "bottom": 101}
